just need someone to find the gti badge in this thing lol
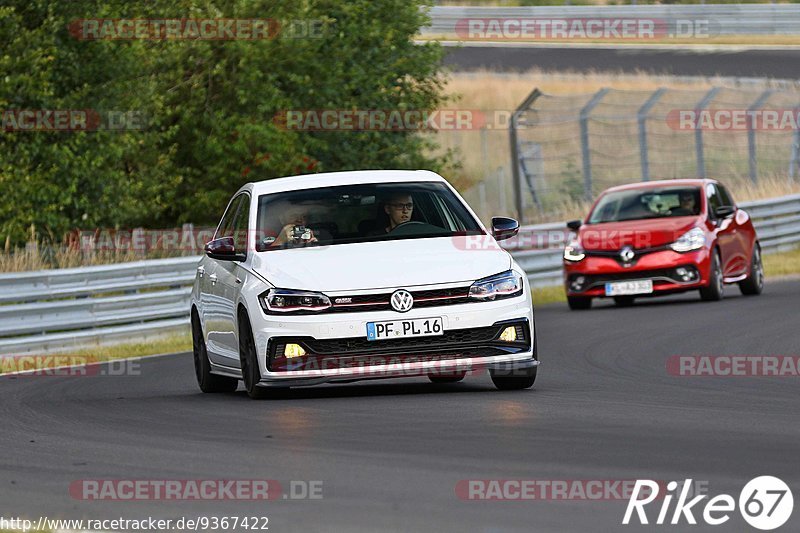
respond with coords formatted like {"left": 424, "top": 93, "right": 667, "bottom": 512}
{"left": 390, "top": 290, "right": 414, "bottom": 312}
{"left": 620, "top": 246, "right": 636, "bottom": 264}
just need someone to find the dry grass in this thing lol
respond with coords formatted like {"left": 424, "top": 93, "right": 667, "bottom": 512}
{"left": 763, "top": 247, "right": 800, "bottom": 278}
{"left": 436, "top": 70, "right": 800, "bottom": 222}
{"left": 0, "top": 246, "right": 192, "bottom": 272}
{"left": 0, "top": 333, "right": 192, "bottom": 376}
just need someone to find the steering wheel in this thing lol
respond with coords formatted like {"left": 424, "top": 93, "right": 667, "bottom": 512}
{"left": 390, "top": 221, "right": 425, "bottom": 232}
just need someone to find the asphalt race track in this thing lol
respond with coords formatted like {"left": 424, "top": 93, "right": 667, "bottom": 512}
{"left": 2, "top": 280, "right": 799, "bottom": 532}
{"left": 444, "top": 45, "right": 800, "bottom": 79}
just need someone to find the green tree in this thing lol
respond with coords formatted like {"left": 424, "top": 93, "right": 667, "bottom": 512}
{"left": 0, "top": 0, "right": 449, "bottom": 244}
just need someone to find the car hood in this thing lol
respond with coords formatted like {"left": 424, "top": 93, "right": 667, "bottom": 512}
{"left": 250, "top": 236, "right": 512, "bottom": 292}
{"left": 578, "top": 217, "right": 699, "bottom": 251}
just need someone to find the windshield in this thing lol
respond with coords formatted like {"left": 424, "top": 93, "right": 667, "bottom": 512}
{"left": 587, "top": 187, "right": 702, "bottom": 224}
{"left": 255, "top": 181, "right": 483, "bottom": 251}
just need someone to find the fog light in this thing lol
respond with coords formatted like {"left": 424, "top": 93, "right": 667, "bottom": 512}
{"left": 284, "top": 344, "right": 306, "bottom": 358}
{"left": 676, "top": 267, "right": 694, "bottom": 282}
{"left": 570, "top": 276, "right": 586, "bottom": 291}
{"left": 499, "top": 326, "right": 517, "bottom": 342}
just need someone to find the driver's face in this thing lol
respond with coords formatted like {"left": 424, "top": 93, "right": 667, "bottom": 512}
{"left": 385, "top": 195, "right": 413, "bottom": 228}
{"left": 680, "top": 195, "right": 695, "bottom": 208}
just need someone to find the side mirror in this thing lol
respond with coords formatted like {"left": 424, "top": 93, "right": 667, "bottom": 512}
{"left": 714, "top": 205, "right": 736, "bottom": 219}
{"left": 204, "top": 236, "right": 244, "bottom": 261}
{"left": 566, "top": 220, "right": 583, "bottom": 231}
{"left": 491, "top": 216, "right": 520, "bottom": 241}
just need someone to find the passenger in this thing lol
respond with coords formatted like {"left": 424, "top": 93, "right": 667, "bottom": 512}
{"left": 264, "top": 203, "right": 318, "bottom": 248}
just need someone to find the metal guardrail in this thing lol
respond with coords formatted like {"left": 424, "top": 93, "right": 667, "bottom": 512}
{"left": 0, "top": 193, "right": 797, "bottom": 354}
{"left": 424, "top": 5, "right": 800, "bottom": 36}
{"left": 510, "top": 192, "right": 800, "bottom": 287}
{"left": 0, "top": 257, "right": 199, "bottom": 354}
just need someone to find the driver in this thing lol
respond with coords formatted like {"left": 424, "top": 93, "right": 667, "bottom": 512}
{"left": 383, "top": 193, "right": 414, "bottom": 233}
{"left": 673, "top": 191, "right": 697, "bottom": 216}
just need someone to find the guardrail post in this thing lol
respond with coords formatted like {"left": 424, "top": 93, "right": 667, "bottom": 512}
{"left": 580, "top": 88, "right": 609, "bottom": 201}
{"left": 637, "top": 88, "right": 666, "bottom": 182}
{"left": 747, "top": 90, "right": 773, "bottom": 185}
{"left": 510, "top": 88, "right": 542, "bottom": 224}
{"left": 694, "top": 88, "right": 720, "bottom": 180}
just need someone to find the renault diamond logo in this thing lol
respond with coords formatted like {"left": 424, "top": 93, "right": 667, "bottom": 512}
{"left": 390, "top": 290, "right": 414, "bottom": 312}
{"left": 620, "top": 246, "right": 636, "bottom": 263}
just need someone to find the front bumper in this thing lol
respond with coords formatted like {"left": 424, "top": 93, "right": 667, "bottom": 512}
{"left": 248, "top": 289, "right": 536, "bottom": 387}
{"left": 563, "top": 248, "right": 712, "bottom": 297}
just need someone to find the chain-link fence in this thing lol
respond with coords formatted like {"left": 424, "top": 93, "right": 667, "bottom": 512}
{"left": 509, "top": 86, "right": 800, "bottom": 223}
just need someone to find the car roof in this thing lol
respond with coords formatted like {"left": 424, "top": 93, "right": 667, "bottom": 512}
{"left": 602, "top": 179, "right": 715, "bottom": 194}
{"left": 239, "top": 170, "right": 446, "bottom": 196}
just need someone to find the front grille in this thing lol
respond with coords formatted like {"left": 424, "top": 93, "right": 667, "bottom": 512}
{"left": 267, "top": 320, "right": 530, "bottom": 372}
{"left": 568, "top": 266, "right": 699, "bottom": 292}
{"left": 584, "top": 245, "right": 669, "bottom": 266}
{"left": 327, "top": 286, "right": 471, "bottom": 313}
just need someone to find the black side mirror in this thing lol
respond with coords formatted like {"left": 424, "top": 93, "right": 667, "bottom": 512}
{"left": 714, "top": 205, "right": 736, "bottom": 219}
{"left": 566, "top": 220, "right": 583, "bottom": 231}
{"left": 491, "top": 216, "right": 520, "bottom": 241}
{"left": 204, "top": 236, "right": 245, "bottom": 261}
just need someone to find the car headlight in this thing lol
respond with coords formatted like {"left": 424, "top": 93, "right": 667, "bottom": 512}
{"left": 564, "top": 239, "right": 586, "bottom": 262}
{"left": 468, "top": 270, "right": 524, "bottom": 301}
{"left": 670, "top": 227, "right": 706, "bottom": 253}
{"left": 259, "top": 288, "right": 331, "bottom": 314}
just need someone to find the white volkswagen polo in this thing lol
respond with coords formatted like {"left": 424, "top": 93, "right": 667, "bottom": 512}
{"left": 190, "top": 170, "right": 539, "bottom": 398}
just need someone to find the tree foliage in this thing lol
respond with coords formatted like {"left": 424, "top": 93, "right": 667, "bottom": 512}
{"left": 0, "top": 0, "right": 449, "bottom": 244}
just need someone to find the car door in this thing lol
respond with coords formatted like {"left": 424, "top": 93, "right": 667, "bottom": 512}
{"left": 717, "top": 184, "right": 749, "bottom": 276}
{"left": 211, "top": 192, "right": 252, "bottom": 368}
{"left": 204, "top": 194, "right": 244, "bottom": 364}
{"left": 706, "top": 183, "right": 738, "bottom": 277}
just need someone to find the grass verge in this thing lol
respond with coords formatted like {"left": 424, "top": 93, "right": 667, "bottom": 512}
{"left": 0, "top": 332, "right": 191, "bottom": 376}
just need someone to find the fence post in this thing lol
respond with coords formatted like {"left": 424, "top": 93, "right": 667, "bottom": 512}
{"left": 694, "top": 87, "right": 720, "bottom": 179}
{"left": 747, "top": 90, "right": 773, "bottom": 185}
{"left": 580, "top": 88, "right": 609, "bottom": 201}
{"left": 497, "top": 166, "right": 508, "bottom": 215}
{"left": 509, "top": 88, "right": 542, "bottom": 224}
{"left": 637, "top": 88, "right": 666, "bottom": 182}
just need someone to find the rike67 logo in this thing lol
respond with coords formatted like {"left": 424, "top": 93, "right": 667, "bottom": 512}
{"left": 623, "top": 477, "right": 793, "bottom": 530}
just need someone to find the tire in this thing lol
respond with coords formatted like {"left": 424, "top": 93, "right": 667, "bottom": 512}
{"left": 699, "top": 250, "right": 724, "bottom": 302}
{"left": 739, "top": 244, "right": 764, "bottom": 296}
{"left": 238, "top": 311, "right": 271, "bottom": 399}
{"left": 490, "top": 364, "right": 537, "bottom": 390}
{"left": 191, "top": 311, "right": 238, "bottom": 393}
{"left": 567, "top": 296, "right": 592, "bottom": 310}
{"left": 613, "top": 296, "right": 635, "bottom": 307}
{"left": 428, "top": 372, "right": 466, "bottom": 384}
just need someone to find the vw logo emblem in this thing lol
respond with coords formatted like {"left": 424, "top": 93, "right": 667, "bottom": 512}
{"left": 390, "top": 290, "right": 414, "bottom": 313}
{"left": 620, "top": 246, "right": 636, "bottom": 263}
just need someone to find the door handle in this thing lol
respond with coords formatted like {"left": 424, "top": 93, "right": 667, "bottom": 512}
{"left": 235, "top": 277, "right": 242, "bottom": 284}
{"left": 209, "top": 273, "right": 218, "bottom": 285}
{"left": 197, "top": 266, "right": 205, "bottom": 278}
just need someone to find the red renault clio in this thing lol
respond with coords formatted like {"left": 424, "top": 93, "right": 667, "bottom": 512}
{"left": 563, "top": 179, "right": 763, "bottom": 310}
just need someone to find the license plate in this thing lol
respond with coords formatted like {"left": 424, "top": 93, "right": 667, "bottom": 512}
{"left": 366, "top": 317, "right": 444, "bottom": 341}
{"left": 605, "top": 280, "right": 653, "bottom": 296}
